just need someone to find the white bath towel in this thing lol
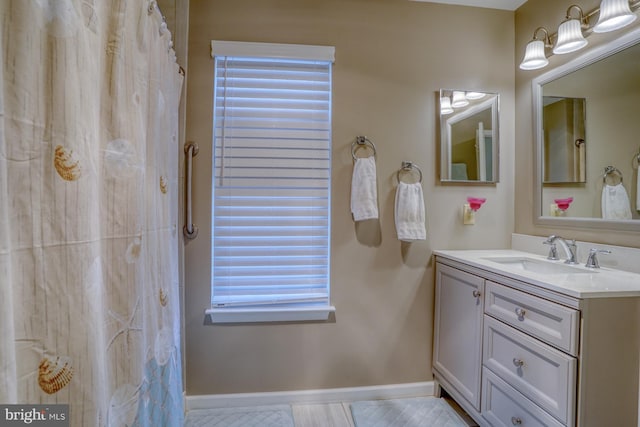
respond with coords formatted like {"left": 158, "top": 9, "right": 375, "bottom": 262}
{"left": 394, "top": 182, "right": 426, "bottom": 241}
{"left": 351, "top": 157, "right": 379, "bottom": 221}
{"left": 602, "top": 183, "right": 632, "bottom": 220}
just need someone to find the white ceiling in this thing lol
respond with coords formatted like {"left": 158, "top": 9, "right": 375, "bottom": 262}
{"left": 410, "top": 0, "right": 527, "bottom": 11}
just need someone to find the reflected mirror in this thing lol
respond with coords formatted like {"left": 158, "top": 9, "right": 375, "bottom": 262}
{"left": 533, "top": 30, "right": 640, "bottom": 229}
{"left": 543, "top": 96, "right": 586, "bottom": 183}
{"left": 439, "top": 89, "right": 500, "bottom": 183}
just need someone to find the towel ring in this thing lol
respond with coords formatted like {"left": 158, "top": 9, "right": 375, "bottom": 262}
{"left": 603, "top": 165, "right": 623, "bottom": 185}
{"left": 397, "top": 161, "right": 423, "bottom": 183}
{"left": 351, "top": 136, "right": 377, "bottom": 161}
{"left": 633, "top": 150, "right": 640, "bottom": 170}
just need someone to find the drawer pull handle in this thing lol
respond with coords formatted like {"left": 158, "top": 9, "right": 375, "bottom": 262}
{"left": 511, "top": 417, "right": 522, "bottom": 425}
{"left": 515, "top": 307, "right": 526, "bottom": 318}
{"left": 513, "top": 358, "right": 525, "bottom": 367}
{"left": 472, "top": 290, "right": 481, "bottom": 298}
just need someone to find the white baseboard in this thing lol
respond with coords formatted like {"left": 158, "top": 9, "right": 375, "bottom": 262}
{"left": 185, "top": 381, "right": 435, "bottom": 410}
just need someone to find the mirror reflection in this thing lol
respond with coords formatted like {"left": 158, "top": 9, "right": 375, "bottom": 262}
{"left": 537, "top": 40, "right": 640, "bottom": 220}
{"left": 543, "top": 96, "right": 586, "bottom": 183}
{"left": 439, "top": 90, "right": 499, "bottom": 183}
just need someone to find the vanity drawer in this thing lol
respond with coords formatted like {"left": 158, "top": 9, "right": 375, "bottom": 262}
{"left": 484, "top": 281, "right": 579, "bottom": 355}
{"left": 483, "top": 316, "right": 576, "bottom": 426}
{"left": 482, "top": 368, "right": 564, "bottom": 427}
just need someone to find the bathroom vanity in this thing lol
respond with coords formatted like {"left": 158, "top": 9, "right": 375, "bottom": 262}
{"left": 433, "top": 249, "right": 640, "bottom": 427}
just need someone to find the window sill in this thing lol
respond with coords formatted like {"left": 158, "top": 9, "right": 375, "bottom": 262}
{"left": 205, "top": 305, "right": 336, "bottom": 324}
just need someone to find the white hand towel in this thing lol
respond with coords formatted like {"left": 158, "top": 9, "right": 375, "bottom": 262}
{"left": 394, "top": 182, "right": 427, "bottom": 241}
{"left": 350, "top": 157, "right": 379, "bottom": 221}
{"left": 602, "top": 183, "right": 632, "bottom": 220}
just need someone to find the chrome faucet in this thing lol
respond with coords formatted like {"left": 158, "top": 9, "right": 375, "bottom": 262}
{"left": 543, "top": 235, "right": 578, "bottom": 265}
{"left": 585, "top": 248, "right": 612, "bottom": 269}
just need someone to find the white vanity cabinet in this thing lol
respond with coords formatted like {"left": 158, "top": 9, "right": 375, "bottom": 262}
{"left": 433, "top": 262, "right": 485, "bottom": 412}
{"left": 433, "top": 255, "right": 640, "bottom": 427}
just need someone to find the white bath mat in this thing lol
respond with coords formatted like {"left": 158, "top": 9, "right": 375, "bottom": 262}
{"left": 350, "top": 397, "right": 467, "bottom": 427}
{"left": 184, "top": 405, "right": 295, "bottom": 427}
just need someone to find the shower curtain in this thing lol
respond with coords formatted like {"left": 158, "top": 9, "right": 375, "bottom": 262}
{"left": 0, "top": 1, "right": 184, "bottom": 426}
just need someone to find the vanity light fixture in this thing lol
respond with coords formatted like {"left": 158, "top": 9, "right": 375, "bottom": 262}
{"left": 440, "top": 96, "right": 454, "bottom": 114}
{"left": 465, "top": 91, "right": 486, "bottom": 100}
{"left": 593, "top": 0, "right": 637, "bottom": 32}
{"left": 519, "top": 27, "right": 552, "bottom": 70}
{"left": 520, "top": 0, "right": 640, "bottom": 71}
{"left": 451, "top": 91, "right": 469, "bottom": 108}
{"left": 553, "top": 5, "right": 589, "bottom": 54}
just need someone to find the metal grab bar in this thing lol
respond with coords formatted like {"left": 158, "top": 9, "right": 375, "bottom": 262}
{"left": 183, "top": 142, "right": 199, "bottom": 239}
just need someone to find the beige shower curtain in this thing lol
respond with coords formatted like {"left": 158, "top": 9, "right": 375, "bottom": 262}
{"left": 0, "top": 1, "right": 184, "bottom": 425}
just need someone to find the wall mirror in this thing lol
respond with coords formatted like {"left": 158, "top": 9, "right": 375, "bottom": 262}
{"left": 438, "top": 89, "right": 500, "bottom": 184}
{"left": 533, "top": 28, "right": 640, "bottom": 230}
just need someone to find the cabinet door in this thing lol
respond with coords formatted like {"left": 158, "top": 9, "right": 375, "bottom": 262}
{"left": 433, "top": 262, "right": 484, "bottom": 410}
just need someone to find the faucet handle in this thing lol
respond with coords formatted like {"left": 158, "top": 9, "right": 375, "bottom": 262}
{"left": 585, "top": 248, "right": 611, "bottom": 269}
{"left": 543, "top": 241, "right": 559, "bottom": 260}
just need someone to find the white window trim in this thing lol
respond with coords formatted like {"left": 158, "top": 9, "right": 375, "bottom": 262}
{"left": 211, "top": 40, "right": 335, "bottom": 62}
{"left": 206, "top": 305, "right": 336, "bottom": 324}
{"left": 207, "top": 41, "right": 335, "bottom": 324}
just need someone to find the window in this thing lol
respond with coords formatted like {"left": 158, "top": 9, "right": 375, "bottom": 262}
{"left": 207, "top": 41, "right": 335, "bottom": 323}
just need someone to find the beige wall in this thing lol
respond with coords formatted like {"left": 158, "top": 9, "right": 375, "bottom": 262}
{"left": 184, "top": 0, "right": 515, "bottom": 395}
{"left": 515, "top": 0, "right": 640, "bottom": 246}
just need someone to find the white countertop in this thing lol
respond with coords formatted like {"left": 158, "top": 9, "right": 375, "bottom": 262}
{"left": 434, "top": 249, "right": 640, "bottom": 299}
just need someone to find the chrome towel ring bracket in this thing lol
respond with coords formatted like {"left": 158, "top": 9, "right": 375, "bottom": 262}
{"left": 603, "top": 165, "right": 623, "bottom": 185}
{"left": 351, "top": 136, "right": 377, "bottom": 161}
{"left": 397, "top": 161, "right": 423, "bottom": 183}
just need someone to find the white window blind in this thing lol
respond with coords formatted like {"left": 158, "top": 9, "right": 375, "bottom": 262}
{"left": 211, "top": 42, "right": 333, "bottom": 312}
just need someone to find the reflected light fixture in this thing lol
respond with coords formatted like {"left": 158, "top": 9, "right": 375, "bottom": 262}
{"left": 451, "top": 91, "right": 469, "bottom": 108}
{"left": 519, "top": 27, "right": 551, "bottom": 70}
{"left": 593, "top": 0, "right": 637, "bottom": 32}
{"left": 440, "top": 96, "right": 453, "bottom": 114}
{"left": 465, "top": 91, "right": 486, "bottom": 100}
{"left": 553, "top": 5, "right": 589, "bottom": 54}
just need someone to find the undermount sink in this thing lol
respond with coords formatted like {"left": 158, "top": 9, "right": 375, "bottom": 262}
{"left": 482, "top": 257, "right": 595, "bottom": 275}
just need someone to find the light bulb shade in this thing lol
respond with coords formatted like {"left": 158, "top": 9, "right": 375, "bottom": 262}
{"left": 465, "top": 91, "right": 486, "bottom": 100}
{"left": 593, "top": 0, "right": 637, "bottom": 33}
{"left": 553, "top": 19, "right": 588, "bottom": 54}
{"left": 519, "top": 39, "right": 548, "bottom": 70}
{"left": 451, "top": 91, "right": 469, "bottom": 108}
{"left": 440, "top": 97, "right": 453, "bottom": 114}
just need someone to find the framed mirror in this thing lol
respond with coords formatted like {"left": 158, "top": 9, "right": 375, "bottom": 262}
{"left": 533, "top": 28, "right": 640, "bottom": 230}
{"left": 438, "top": 89, "right": 500, "bottom": 183}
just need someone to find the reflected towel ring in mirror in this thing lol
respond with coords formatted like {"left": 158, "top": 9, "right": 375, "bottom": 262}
{"left": 397, "top": 161, "right": 423, "bottom": 184}
{"left": 351, "top": 136, "right": 377, "bottom": 161}
{"left": 603, "top": 165, "right": 623, "bottom": 185}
